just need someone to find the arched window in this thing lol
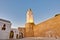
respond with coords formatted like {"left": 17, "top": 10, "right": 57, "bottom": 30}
{"left": 2, "top": 24, "right": 6, "bottom": 30}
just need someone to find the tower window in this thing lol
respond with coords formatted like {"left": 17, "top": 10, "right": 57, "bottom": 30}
{"left": 2, "top": 24, "right": 6, "bottom": 30}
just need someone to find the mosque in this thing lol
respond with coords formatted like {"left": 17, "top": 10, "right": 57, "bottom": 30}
{"left": 0, "top": 8, "right": 60, "bottom": 39}
{"left": 18, "top": 9, "right": 60, "bottom": 38}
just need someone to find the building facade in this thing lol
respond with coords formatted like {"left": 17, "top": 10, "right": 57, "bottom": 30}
{"left": 0, "top": 19, "right": 11, "bottom": 39}
{"left": 0, "top": 9, "right": 60, "bottom": 39}
{"left": 0, "top": 19, "right": 20, "bottom": 39}
{"left": 34, "top": 15, "right": 60, "bottom": 38}
{"left": 18, "top": 9, "right": 60, "bottom": 38}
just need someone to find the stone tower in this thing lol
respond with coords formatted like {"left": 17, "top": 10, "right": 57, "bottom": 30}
{"left": 26, "top": 9, "right": 34, "bottom": 23}
{"left": 25, "top": 9, "right": 35, "bottom": 37}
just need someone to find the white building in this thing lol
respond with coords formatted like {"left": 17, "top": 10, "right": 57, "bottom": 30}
{"left": 0, "top": 19, "right": 11, "bottom": 39}
{"left": 0, "top": 19, "right": 21, "bottom": 39}
{"left": 11, "top": 28, "right": 19, "bottom": 39}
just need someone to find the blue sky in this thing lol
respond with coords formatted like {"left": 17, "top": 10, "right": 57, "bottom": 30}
{"left": 0, "top": 0, "right": 60, "bottom": 28}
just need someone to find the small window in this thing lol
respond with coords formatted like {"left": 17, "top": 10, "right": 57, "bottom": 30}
{"left": 2, "top": 24, "right": 6, "bottom": 30}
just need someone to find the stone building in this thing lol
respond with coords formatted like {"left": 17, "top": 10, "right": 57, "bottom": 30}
{"left": 18, "top": 9, "right": 35, "bottom": 37}
{"left": 18, "top": 27, "right": 25, "bottom": 38}
{"left": 10, "top": 28, "right": 20, "bottom": 39}
{"left": 34, "top": 14, "right": 60, "bottom": 38}
{"left": 0, "top": 19, "right": 20, "bottom": 39}
{"left": 18, "top": 9, "right": 60, "bottom": 38}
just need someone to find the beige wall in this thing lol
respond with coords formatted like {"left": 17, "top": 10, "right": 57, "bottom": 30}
{"left": 25, "top": 23, "right": 34, "bottom": 37}
{"left": 34, "top": 16, "right": 60, "bottom": 38}
{"left": 18, "top": 27, "right": 25, "bottom": 37}
{"left": 18, "top": 16, "right": 60, "bottom": 38}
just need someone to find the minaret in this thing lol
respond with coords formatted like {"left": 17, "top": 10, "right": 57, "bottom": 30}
{"left": 25, "top": 9, "right": 34, "bottom": 37}
{"left": 26, "top": 9, "right": 34, "bottom": 23}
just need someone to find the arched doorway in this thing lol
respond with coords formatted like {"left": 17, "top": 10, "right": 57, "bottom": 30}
{"left": 19, "top": 32, "right": 23, "bottom": 39}
{"left": 9, "top": 31, "right": 14, "bottom": 38}
{"left": 16, "top": 34, "right": 19, "bottom": 39}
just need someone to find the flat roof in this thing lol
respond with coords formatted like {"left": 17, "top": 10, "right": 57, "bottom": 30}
{"left": 0, "top": 19, "right": 11, "bottom": 23}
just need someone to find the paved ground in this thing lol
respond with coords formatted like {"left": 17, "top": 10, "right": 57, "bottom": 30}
{"left": 0, "top": 37, "right": 60, "bottom": 40}
{"left": 20, "top": 37, "right": 60, "bottom": 40}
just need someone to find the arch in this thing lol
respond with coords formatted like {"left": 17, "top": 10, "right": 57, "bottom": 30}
{"left": 9, "top": 31, "right": 14, "bottom": 38}
{"left": 19, "top": 32, "right": 23, "bottom": 39}
{"left": 16, "top": 34, "right": 19, "bottom": 39}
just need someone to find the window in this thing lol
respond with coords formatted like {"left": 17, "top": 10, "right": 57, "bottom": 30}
{"left": 2, "top": 24, "right": 6, "bottom": 30}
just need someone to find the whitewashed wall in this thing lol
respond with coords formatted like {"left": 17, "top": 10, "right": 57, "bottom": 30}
{"left": 11, "top": 28, "right": 19, "bottom": 39}
{"left": 0, "top": 19, "right": 11, "bottom": 39}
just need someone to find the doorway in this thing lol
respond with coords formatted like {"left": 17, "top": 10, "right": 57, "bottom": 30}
{"left": 16, "top": 34, "right": 19, "bottom": 39}
{"left": 9, "top": 31, "right": 14, "bottom": 38}
{"left": 19, "top": 32, "right": 23, "bottom": 39}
